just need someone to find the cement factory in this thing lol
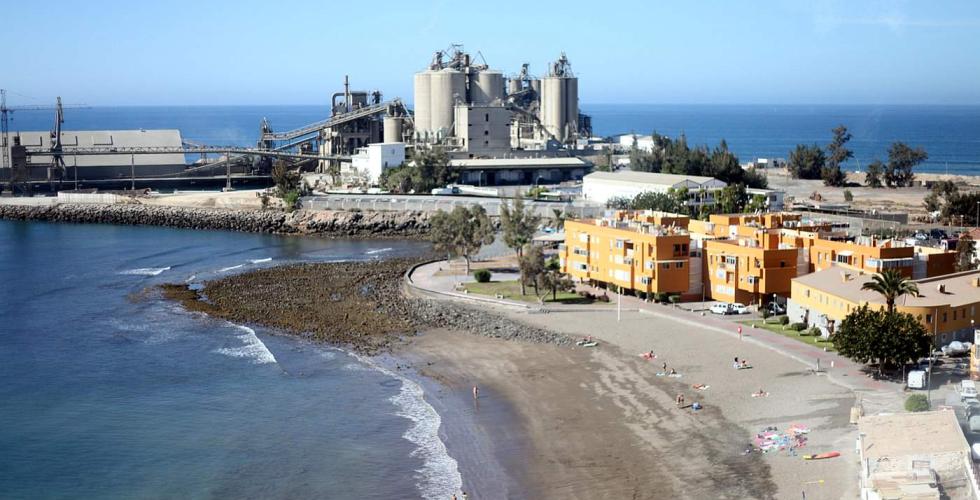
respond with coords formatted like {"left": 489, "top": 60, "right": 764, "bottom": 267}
{"left": 1, "top": 45, "right": 594, "bottom": 193}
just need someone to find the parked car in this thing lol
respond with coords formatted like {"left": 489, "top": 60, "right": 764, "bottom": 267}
{"left": 731, "top": 303, "right": 749, "bottom": 315}
{"left": 766, "top": 302, "right": 786, "bottom": 315}
{"left": 907, "top": 370, "right": 927, "bottom": 389}
{"left": 961, "top": 380, "right": 978, "bottom": 402}
{"left": 710, "top": 303, "right": 732, "bottom": 315}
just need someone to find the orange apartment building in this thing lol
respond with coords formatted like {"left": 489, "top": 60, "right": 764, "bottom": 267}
{"left": 561, "top": 211, "right": 697, "bottom": 299}
{"left": 563, "top": 210, "right": 958, "bottom": 306}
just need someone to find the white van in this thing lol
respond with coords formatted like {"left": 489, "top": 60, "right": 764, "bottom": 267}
{"left": 710, "top": 303, "right": 732, "bottom": 315}
{"left": 907, "top": 370, "right": 927, "bottom": 390}
{"left": 961, "top": 380, "right": 978, "bottom": 401}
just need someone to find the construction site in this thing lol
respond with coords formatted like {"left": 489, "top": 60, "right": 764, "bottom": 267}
{"left": 0, "top": 45, "right": 593, "bottom": 194}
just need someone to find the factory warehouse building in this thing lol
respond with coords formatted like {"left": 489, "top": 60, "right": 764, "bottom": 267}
{"left": 581, "top": 170, "right": 784, "bottom": 211}
{"left": 450, "top": 157, "right": 590, "bottom": 186}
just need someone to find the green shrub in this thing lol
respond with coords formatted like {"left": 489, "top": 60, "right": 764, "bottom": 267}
{"left": 668, "top": 294, "right": 680, "bottom": 304}
{"left": 843, "top": 189, "right": 854, "bottom": 202}
{"left": 789, "top": 322, "right": 806, "bottom": 331}
{"left": 779, "top": 316, "right": 790, "bottom": 326}
{"left": 761, "top": 308, "right": 772, "bottom": 320}
{"left": 473, "top": 269, "right": 492, "bottom": 283}
{"left": 283, "top": 190, "right": 301, "bottom": 212}
{"left": 655, "top": 292, "right": 669, "bottom": 303}
{"left": 807, "top": 326, "right": 821, "bottom": 337}
{"left": 905, "top": 394, "right": 929, "bottom": 412}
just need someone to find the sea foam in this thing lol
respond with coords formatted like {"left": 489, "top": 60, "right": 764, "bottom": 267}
{"left": 218, "top": 264, "right": 244, "bottom": 272}
{"left": 347, "top": 352, "right": 463, "bottom": 498}
{"left": 119, "top": 267, "right": 171, "bottom": 276}
{"left": 249, "top": 258, "right": 273, "bottom": 264}
{"left": 365, "top": 247, "right": 393, "bottom": 255}
{"left": 214, "top": 324, "right": 278, "bottom": 365}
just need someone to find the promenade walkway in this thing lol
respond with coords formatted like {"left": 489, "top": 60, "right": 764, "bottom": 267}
{"left": 407, "top": 257, "right": 906, "bottom": 412}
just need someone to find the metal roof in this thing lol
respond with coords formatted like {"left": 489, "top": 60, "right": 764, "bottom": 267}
{"left": 448, "top": 157, "right": 588, "bottom": 169}
{"left": 584, "top": 170, "right": 727, "bottom": 189}
{"left": 9, "top": 129, "right": 185, "bottom": 167}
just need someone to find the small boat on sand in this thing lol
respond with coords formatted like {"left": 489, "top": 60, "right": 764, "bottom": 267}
{"left": 803, "top": 451, "right": 840, "bottom": 460}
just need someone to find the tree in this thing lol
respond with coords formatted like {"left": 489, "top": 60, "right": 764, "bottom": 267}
{"left": 941, "top": 191, "right": 980, "bottom": 227}
{"left": 865, "top": 160, "right": 885, "bottom": 188}
{"left": 380, "top": 147, "right": 456, "bottom": 193}
{"left": 550, "top": 208, "right": 566, "bottom": 231}
{"left": 822, "top": 125, "right": 853, "bottom": 187}
{"left": 606, "top": 196, "right": 632, "bottom": 210}
{"left": 885, "top": 142, "right": 927, "bottom": 188}
{"left": 501, "top": 194, "right": 542, "bottom": 295}
{"left": 843, "top": 189, "right": 854, "bottom": 202}
{"left": 746, "top": 193, "right": 768, "bottom": 213}
{"left": 924, "top": 181, "right": 957, "bottom": 213}
{"left": 860, "top": 269, "right": 920, "bottom": 313}
{"left": 632, "top": 190, "right": 683, "bottom": 212}
{"left": 834, "top": 305, "right": 930, "bottom": 377}
{"left": 716, "top": 183, "right": 748, "bottom": 214}
{"left": 595, "top": 149, "right": 613, "bottom": 172}
{"left": 537, "top": 257, "right": 574, "bottom": 301}
{"left": 788, "top": 144, "right": 826, "bottom": 180}
{"left": 519, "top": 244, "right": 546, "bottom": 296}
{"left": 428, "top": 205, "right": 495, "bottom": 272}
{"left": 271, "top": 159, "right": 302, "bottom": 211}
{"left": 956, "top": 233, "right": 976, "bottom": 272}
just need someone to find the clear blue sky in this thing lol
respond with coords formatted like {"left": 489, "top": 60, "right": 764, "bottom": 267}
{"left": 3, "top": 0, "right": 979, "bottom": 106}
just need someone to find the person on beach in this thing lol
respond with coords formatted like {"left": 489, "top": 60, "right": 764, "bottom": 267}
{"left": 754, "top": 388, "right": 768, "bottom": 397}
{"left": 676, "top": 393, "right": 685, "bottom": 406}
{"left": 662, "top": 362, "right": 668, "bottom": 372}
{"left": 669, "top": 368, "right": 677, "bottom": 376}
{"left": 472, "top": 386, "right": 479, "bottom": 399}
{"left": 741, "top": 360, "right": 750, "bottom": 369}
{"left": 733, "top": 357, "right": 740, "bottom": 369}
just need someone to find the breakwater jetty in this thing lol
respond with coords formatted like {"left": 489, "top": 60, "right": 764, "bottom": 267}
{"left": 0, "top": 203, "right": 431, "bottom": 238}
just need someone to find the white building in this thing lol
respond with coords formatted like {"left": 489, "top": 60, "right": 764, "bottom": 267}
{"left": 582, "top": 170, "right": 727, "bottom": 205}
{"left": 618, "top": 134, "right": 656, "bottom": 152}
{"left": 746, "top": 188, "right": 785, "bottom": 211}
{"left": 348, "top": 142, "right": 405, "bottom": 185}
{"left": 454, "top": 104, "right": 512, "bottom": 154}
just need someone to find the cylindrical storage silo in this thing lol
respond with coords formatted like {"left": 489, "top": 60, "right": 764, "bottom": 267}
{"left": 529, "top": 79, "right": 541, "bottom": 96}
{"left": 413, "top": 71, "right": 432, "bottom": 140}
{"left": 471, "top": 70, "right": 504, "bottom": 105}
{"left": 508, "top": 78, "right": 522, "bottom": 95}
{"left": 565, "top": 77, "right": 578, "bottom": 141}
{"left": 540, "top": 77, "right": 566, "bottom": 142}
{"left": 429, "top": 69, "right": 466, "bottom": 138}
{"left": 383, "top": 116, "right": 403, "bottom": 143}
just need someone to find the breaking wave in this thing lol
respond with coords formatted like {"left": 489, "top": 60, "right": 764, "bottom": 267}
{"left": 218, "top": 264, "right": 244, "bottom": 272}
{"left": 250, "top": 258, "right": 273, "bottom": 264}
{"left": 365, "top": 247, "right": 393, "bottom": 255}
{"left": 347, "top": 353, "right": 462, "bottom": 498}
{"left": 213, "top": 324, "right": 277, "bottom": 365}
{"left": 119, "top": 267, "right": 171, "bottom": 276}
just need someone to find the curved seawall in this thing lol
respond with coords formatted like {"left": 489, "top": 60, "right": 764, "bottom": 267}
{"left": 0, "top": 203, "right": 431, "bottom": 238}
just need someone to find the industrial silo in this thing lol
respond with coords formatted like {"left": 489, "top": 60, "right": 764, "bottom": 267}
{"left": 413, "top": 71, "right": 432, "bottom": 140}
{"left": 429, "top": 68, "right": 466, "bottom": 138}
{"left": 540, "top": 76, "right": 566, "bottom": 141}
{"left": 383, "top": 116, "right": 403, "bottom": 143}
{"left": 471, "top": 70, "right": 504, "bottom": 105}
{"left": 507, "top": 78, "right": 522, "bottom": 95}
{"left": 565, "top": 76, "right": 578, "bottom": 141}
{"left": 529, "top": 79, "right": 541, "bottom": 95}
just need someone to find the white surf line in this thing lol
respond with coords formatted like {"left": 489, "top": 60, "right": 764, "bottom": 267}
{"left": 345, "top": 351, "right": 463, "bottom": 498}
{"left": 218, "top": 264, "right": 244, "bottom": 272}
{"left": 249, "top": 257, "right": 273, "bottom": 264}
{"left": 213, "top": 324, "right": 278, "bottom": 365}
{"left": 185, "top": 275, "right": 197, "bottom": 283}
{"left": 119, "top": 266, "right": 171, "bottom": 276}
{"left": 365, "top": 247, "right": 393, "bottom": 255}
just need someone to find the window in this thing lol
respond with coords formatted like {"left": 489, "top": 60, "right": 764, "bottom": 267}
{"left": 805, "top": 289, "right": 810, "bottom": 298}
{"left": 954, "top": 310, "right": 958, "bottom": 321}
{"left": 926, "top": 314, "right": 933, "bottom": 323}
{"left": 640, "top": 277, "right": 651, "bottom": 285}
{"left": 780, "top": 261, "right": 786, "bottom": 268}
{"left": 662, "top": 263, "right": 670, "bottom": 269}
{"left": 485, "top": 113, "right": 489, "bottom": 122}
{"left": 747, "top": 276, "right": 758, "bottom": 284}
{"left": 754, "top": 258, "right": 761, "bottom": 268}
{"left": 677, "top": 262, "right": 684, "bottom": 269}
{"left": 725, "top": 256, "right": 737, "bottom": 265}
{"left": 943, "top": 312, "right": 947, "bottom": 323}
{"left": 682, "top": 244, "right": 688, "bottom": 253}
{"left": 674, "top": 244, "right": 680, "bottom": 253}
{"left": 645, "top": 261, "right": 654, "bottom": 270}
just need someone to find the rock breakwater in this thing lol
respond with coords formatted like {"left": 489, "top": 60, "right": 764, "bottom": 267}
{"left": 161, "top": 258, "right": 569, "bottom": 354}
{"left": 0, "top": 203, "right": 430, "bottom": 238}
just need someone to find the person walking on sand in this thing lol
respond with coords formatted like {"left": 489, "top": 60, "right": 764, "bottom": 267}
{"left": 662, "top": 362, "right": 668, "bottom": 372}
{"left": 472, "top": 386, "right": 479, "bottom": 399}
{"left": 676, "top": 393, "right": 685, "bottom": 406}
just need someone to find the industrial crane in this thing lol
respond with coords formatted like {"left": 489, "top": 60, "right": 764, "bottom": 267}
{"left": 1, "top": 89, "right": 87, "bottom": 175}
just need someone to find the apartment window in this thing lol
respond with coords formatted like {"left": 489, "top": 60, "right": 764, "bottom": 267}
{"left": 805, "top": 289, "right": 810, "bottom": 298}
{"left": 674, "top": 244, "right": 680, "bottom": 253}
{"left": 662, "top": 263, "right": 670, "bottom": 269}
{"left": 682, "top": 244, "right": 688, "bottom": 253}
{"left": 926, "top": 314, "right": 933, "bottom": 324}
{"left": 677, "top": 262, "right": 684, "bottom": 269}
{"left": 615, "top": 239, "right": 624, "bottom": 249}
{"left": 640, "top": 277, "right": 651, "bottom": 285}
{"left": 943, "top": 312, "right": 948, "bottom": 323}
{"left": 780, "top": 261, "right": 786, "bottom": 268}
{"left": 954, "top": 310, "right": 958, "bottom": 321}
{"left": 747, "top": 276, "right": 758, "bottom": 284}
{"left": 725, "top": 256, "right": 737, "bottom": 265}
{"left": 754, "top": 258, "right": 761, "bottom": 268}
{"left": 835, "top": 254, "right": 849, "bottom": 264}
{"left": 645, "top": 261, "right": 654, "bottom": 270}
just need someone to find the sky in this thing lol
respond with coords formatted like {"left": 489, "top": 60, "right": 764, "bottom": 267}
{"left": 2, "top": 0, "right": 979, "bottom": 106}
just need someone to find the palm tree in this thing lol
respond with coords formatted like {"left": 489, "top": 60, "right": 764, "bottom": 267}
{"left": 861, "top": 269, "right": 919, "bottom": 313}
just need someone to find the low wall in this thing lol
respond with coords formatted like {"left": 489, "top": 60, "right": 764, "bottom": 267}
{"left": 56, "top": 192, "right": 129, "bottom": 205}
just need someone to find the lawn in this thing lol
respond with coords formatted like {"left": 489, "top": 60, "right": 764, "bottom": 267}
{"left": 462, "top": 280, "right": 591, "bottom": 304}
{"left": 737, "top": 319, "right": 837, "bottom": 352}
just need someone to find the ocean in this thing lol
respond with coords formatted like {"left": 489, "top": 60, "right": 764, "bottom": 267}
{"left": 0, "top": 221, "right": 461, "bottom": 499}
{"left": 6, "top": 103, "right": 980, "bottom": 174}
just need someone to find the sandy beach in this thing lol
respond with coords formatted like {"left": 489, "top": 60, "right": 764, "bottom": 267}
{"left": 400, "top": 305, "right": 860, "bottom": 499}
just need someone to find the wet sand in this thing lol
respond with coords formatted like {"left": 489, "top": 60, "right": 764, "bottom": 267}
{"left": 400, "top": 307, "right": 860, "bottom": 500}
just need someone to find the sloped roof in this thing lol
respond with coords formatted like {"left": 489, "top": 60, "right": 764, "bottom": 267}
{"left": 584, "top": 170, "right": 726, "bottom": 189}
{"left": 10, "top": 129, "right": 185, "bottom": 167}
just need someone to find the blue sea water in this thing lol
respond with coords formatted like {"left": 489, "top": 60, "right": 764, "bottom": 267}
{"left": 0, "top": 221, "right": 460, "bottom": 499}
{"left": 6, "top": 103, "right": 980, "bottom": 174}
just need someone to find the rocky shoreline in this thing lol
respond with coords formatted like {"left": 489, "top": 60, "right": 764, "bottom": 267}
{"left": 161, "top": 258, "right": 569, "bottom": 354}
{"left": 0, "top": 203, "right": 431, "bottom": 238}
